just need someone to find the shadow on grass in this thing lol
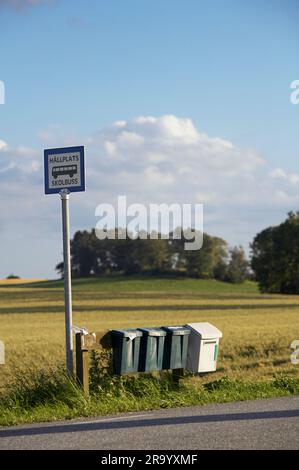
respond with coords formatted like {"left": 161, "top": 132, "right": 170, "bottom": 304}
{"left": 1, "top": 303, "right": 299, "bottom": 315}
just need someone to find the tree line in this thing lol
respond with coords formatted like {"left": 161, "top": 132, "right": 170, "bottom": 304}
{"left": 56, "top": 212, "right": 299, "bottom": 293}
{"left": 56, "top": 228, "right": 250, "bottom": 284}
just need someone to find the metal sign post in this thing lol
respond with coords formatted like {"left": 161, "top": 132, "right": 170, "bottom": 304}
{"left": 44, "top": 146, "right": 85, "bottom": 376}
{"left": 60, "top": 189, "right": 73, "bottom": 374}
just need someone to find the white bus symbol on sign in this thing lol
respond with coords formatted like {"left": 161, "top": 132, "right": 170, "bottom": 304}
{"left": 44, "top": 146, "right": 85, "bottom": 194}
{"left": 52, "top": 164, "right": 78, "bottom": 179}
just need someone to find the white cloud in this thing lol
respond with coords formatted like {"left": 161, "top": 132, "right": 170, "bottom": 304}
{"left": 134, "top": 115, "right": 199, "bottom": 144}
{"left": 0, "top": 139, "right": 8, "bottom": 151}
{"left": 0, "top": 114, "right": 298, "bottom": 277}
{"left": 0, "top": 143, "right": 40, "bottom": 177}
{"left": 87, "top": 114, "right": 266, "bottom": 206}
{"left": 113, "top": 120, "right": 126, "bottom": 128}
{"left": 0, "top": 162, "right": 16, "bottom": 174}
{"left": 104, "top": 141, "right": 117, "bottom": 156}
{"left": 197, "top": 192, "right": 216, "bottom": 203}
{"left": 270, "top": 168, "right": 299, "bottom": 184}
{"left": 269, "top": 168, "right": 287, "bottom": 179}
{"left": 144, "top": 165, "right": 175, "bottom": 186}
{"left": 3, "top": 113, "right": 294, "bottom": 212}
{"left": 117, "top": 130, "right": 144, "bottom": 147}
{"left": 0, "top": 115, "right": 294, "bottom": 211}
{"left": 274, "top": 190, "right": 290, "bottom": 202}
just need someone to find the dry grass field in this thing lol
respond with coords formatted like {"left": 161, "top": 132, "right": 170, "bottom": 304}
{"left": 1, "top": 276, "right": 298, "bottom": 393}
{"left": 0, "top": 278, "right": 47, "bottom": 286}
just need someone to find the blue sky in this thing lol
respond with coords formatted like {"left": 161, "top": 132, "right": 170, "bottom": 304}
{"left": 0, "top": 0, "right": 298, "bottom": 278}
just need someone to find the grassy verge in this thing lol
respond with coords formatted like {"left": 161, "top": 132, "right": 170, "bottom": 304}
{"left": 0, "top": 358, "right": 298, "bottom": 427}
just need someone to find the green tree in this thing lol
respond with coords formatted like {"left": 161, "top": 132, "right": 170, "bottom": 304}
{"left": 225, "top": 246, "right": 249, "bottom": 284}
{"left": 251, "top": 212, "right": 299, "bottom": 293}
{"left": 55, "top": 227, "right": 230, "bottom": 280}
{"left": 184, "top": 233, "right": 227, "bottom": 278}
{"left": 137, "top": 235, "right": 173, "bottom": 274}
{"left": 71, "top": 231, "right": 95, "bottom": 277}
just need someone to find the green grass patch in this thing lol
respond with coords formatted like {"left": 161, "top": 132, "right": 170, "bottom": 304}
{"left": 0, "top": 275, "right": 259, "bottom": 294}
{"left": 0, "top": 361, "right": 298, "bottom": 427}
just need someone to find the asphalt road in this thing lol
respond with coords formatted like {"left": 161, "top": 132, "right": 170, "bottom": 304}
{"left": 0, "top": 397, "right": 298, "bottom": 450}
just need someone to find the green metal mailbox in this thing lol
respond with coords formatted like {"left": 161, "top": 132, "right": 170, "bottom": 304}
{"left": 111, "top": 329, "right": 143, "bottom": 375}
{"left": 162, "top": 326, "right": 191, "bottom": 369}
{"left": 138, "top": 327, "right": 166, "bottom": 372}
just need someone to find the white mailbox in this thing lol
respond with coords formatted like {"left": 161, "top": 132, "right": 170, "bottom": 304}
{"left": 185, "top": 322, "right": 222, "bottom": 373}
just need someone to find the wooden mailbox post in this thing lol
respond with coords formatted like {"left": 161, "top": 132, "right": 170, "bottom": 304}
{"left": 75, "top": 330, "right": 111, "bottom": 395}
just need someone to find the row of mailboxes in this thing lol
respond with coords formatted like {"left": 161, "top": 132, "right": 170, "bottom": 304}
{"left": 111, "top": 322, "right": 222, "bottom": 375}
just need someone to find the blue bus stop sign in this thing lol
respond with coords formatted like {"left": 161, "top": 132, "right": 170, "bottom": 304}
{"left": 44, "top": 145, "right": 86, "bottom": 374}
{"left": 44, "top": 146, "right": 85, "bottom": 194}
